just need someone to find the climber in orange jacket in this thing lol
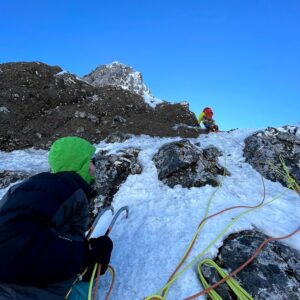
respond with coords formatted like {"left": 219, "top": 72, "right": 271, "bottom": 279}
{"left": 197, "top": 107, "right": 219, "bottom": 132}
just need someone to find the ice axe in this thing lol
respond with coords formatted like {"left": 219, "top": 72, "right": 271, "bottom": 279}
{"left": 88, "top": 205, "right": 129, "bottom": 300}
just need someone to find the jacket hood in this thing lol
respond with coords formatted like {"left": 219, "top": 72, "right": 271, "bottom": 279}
{"left": 48, "top": 137, "right": 96, "bottom": 184}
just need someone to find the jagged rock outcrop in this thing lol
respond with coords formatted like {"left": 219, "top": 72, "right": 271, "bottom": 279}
{"left": 152, "top": 140, "right": 229, "bottom": 188}
{"left": 92, "top": 148, "right": 142, "bottom": 214}
{"left": 0, "top": 171, "right": 31, "bottom": 189}
{"left": 83, "top": 61, "right": 151, "bottom": 97}
{"left": 0, "top": 62, "right": 200, "bottom": 152}
{"left": 244, "top": 126, "right": 300, "bottom": 188}
{"left": 201, "top": 230, "right": 300, "bottom": 299}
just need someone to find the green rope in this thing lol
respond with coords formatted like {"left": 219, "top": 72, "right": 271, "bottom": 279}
{"left": 268, "top": 155, "right": 300, "bottom": 192}
{"left": 198, "top": 259, "right": 253, "bottom": 300}
{"left": 154, "top": 140, "right": 229, "bottom": 299}
{"left": 88, "top": 263, "right": 98, "bottom": 300}
{"left": 148, "top": 189, "right": 286, "bottom": 299}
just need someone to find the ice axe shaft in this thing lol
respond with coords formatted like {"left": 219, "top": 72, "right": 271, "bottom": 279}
{"left": 87, "top": 205, "right": 114, "bottom": 240}
{"left": 105, "top": 206, "right": 129, "bottom": 236}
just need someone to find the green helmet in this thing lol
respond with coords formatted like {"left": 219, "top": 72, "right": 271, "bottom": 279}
{"left": 48, "top": 136, "right": 96, "bottom": 184}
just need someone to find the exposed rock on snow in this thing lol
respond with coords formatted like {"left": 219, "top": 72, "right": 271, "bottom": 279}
{"left": 202, "top": 230, "right": 300, "bottom": 299}
{"left": 0, "top": 171, "right": 31, "bottom": 189}
{"left": 152, "top": 139, "right": 229, "bottom": 188}
{"left": 92, "top": 148, "right": 142, "bottom": 215}
{"left": 243, "top": 126, "right": 300, "bottom": 188}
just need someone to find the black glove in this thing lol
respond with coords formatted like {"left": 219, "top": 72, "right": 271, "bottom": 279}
{"left": 87, "top": 236, "right": 113, "bottom": 274}
{"left": 196, "top": 123, "right": 200, "bottom": 127}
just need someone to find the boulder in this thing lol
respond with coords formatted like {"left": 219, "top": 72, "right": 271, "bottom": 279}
{"left": 244, "top": 126, "right": 300, "bottom": 189}
{"left": 92, "top": 148, "right": 142, "bottom": 215}
{"left": 152, "top": 139, "right": 229, "bottom": 188}
{"left": 201, "top": 230, "right": 300, "bottom": 299}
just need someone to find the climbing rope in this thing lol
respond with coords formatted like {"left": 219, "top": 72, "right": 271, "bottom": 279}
{"left": 184, "top": 225, "right": 300, "bottom": 300}
{"left": 88, "top": 264, "right": 115, "bottom": 300}
{"left": 105, "top": 266, "right": 116, "bottom": 300}
{"left": 158, "top": 137, "right": 230, "bottom": 298}
{"left": 88, "top": 264, "right": 99, "bottom": 300}
{"left": 145, "top": 132, "right": 296, "bottom": 300}
{"left": 197, "top": 259, "right": 253, "bottom": 300}
{"left": 268, "top": 155, "right": 300, "bottom": 196}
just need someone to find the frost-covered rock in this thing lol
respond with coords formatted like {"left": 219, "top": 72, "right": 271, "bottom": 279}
{"left": 83, "top": 61, "right": 152, "bottom": 97}
{"left": 92, "top": 148, "right": 142, "bottom": 214}
{"left": 243, "top": 126, "right": 300, "bottom": 188}
{"left": 202, "top": 230, "right": 300, "bottom": 299}
{"left": 152, "top": 140, "right": 228, "bottom": 188}
{"left": 0, "top": 171, "right": 31, "bottom": 189}
{"left": 83, "top": 61, "right": 165, "bottom": 108}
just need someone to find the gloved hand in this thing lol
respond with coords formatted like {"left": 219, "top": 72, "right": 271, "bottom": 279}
{"left": 87, "top": 236, "right": 113, "bottom": 274}
{"left": 196, "top": 123, "right": 200, "bottom": 127}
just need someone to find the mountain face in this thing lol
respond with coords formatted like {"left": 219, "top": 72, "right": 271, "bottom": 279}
{"left": 83, "top": 61, "right": 152, "bottom": 97}
{"left": 0, "top": 62, "right": 200, "bottom": 151}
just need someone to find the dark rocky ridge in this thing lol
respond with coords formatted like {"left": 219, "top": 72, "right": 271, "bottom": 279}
{"left": 0, "top": 62, "right": 200, "bottom": 152}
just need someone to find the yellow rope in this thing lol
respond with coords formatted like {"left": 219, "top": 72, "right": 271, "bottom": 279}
{"left": 198, "top": 259, "right": 253, "bottom": 300}
{"left": 144, "top": 189, "right": 286, "bottom": 300}
{"left": 88, "top": 263, "right": 98, "bottom": 300}
{"left": 157, "top": 139, "right": 229, "bottom": 299}
{"left": 145, "top": 135, "right": 289, "bottom": 300}
{"left": 268, "top": 155, "right": 300, "bottom": 193}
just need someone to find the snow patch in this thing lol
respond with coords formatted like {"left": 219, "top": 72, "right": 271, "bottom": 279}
{"left": 55, "top": 70, "right": 69, "bottom": 76}
{"left": 143, "top": 93, "right": 163, "bottom": 108}
{"left": 0, "top": 107, "right": 10, "bottom": 113}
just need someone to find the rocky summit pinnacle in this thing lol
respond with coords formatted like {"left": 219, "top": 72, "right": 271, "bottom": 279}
{"left": 83, "top": 61, "right": 152, "bottom": 97}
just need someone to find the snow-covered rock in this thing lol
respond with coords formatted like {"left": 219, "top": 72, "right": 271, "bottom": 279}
{"left": 83, "top": 61, "right": 163, "bottom": 108}
{"left": 203, "top": 230, "right": 300, "bottom": 299}
{"left": 92, "top": 148, "right": 142, "bottom": 214}
{"left": 152, "top": 139, "right": 228, "bottom": 188}
{"left": 83, "top": 61, "right": 151, "bottom": 96}
{"left": 243, "top": 126, "right": 300, "bottom": 189}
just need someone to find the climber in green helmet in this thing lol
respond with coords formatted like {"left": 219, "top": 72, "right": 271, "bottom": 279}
{"left": 0, "top": 136, "right": 113, "bottom": 300}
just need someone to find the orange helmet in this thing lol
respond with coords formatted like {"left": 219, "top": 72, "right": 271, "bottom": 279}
{"left": 203, "top": 107, "right": 213, "bottom": 118}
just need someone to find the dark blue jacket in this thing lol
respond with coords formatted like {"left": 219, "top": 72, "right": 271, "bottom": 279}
{"left": 0, "top": 171, "right": 96, "bottom": 286}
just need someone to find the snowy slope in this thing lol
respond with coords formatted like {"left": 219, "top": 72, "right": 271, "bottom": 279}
{"left": 0, "top": 129, "right": 299, "bottom": 300}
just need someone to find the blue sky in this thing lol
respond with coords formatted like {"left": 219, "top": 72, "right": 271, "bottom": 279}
{"left": 1, "top": 0, "right": 300, "bottom": 130}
